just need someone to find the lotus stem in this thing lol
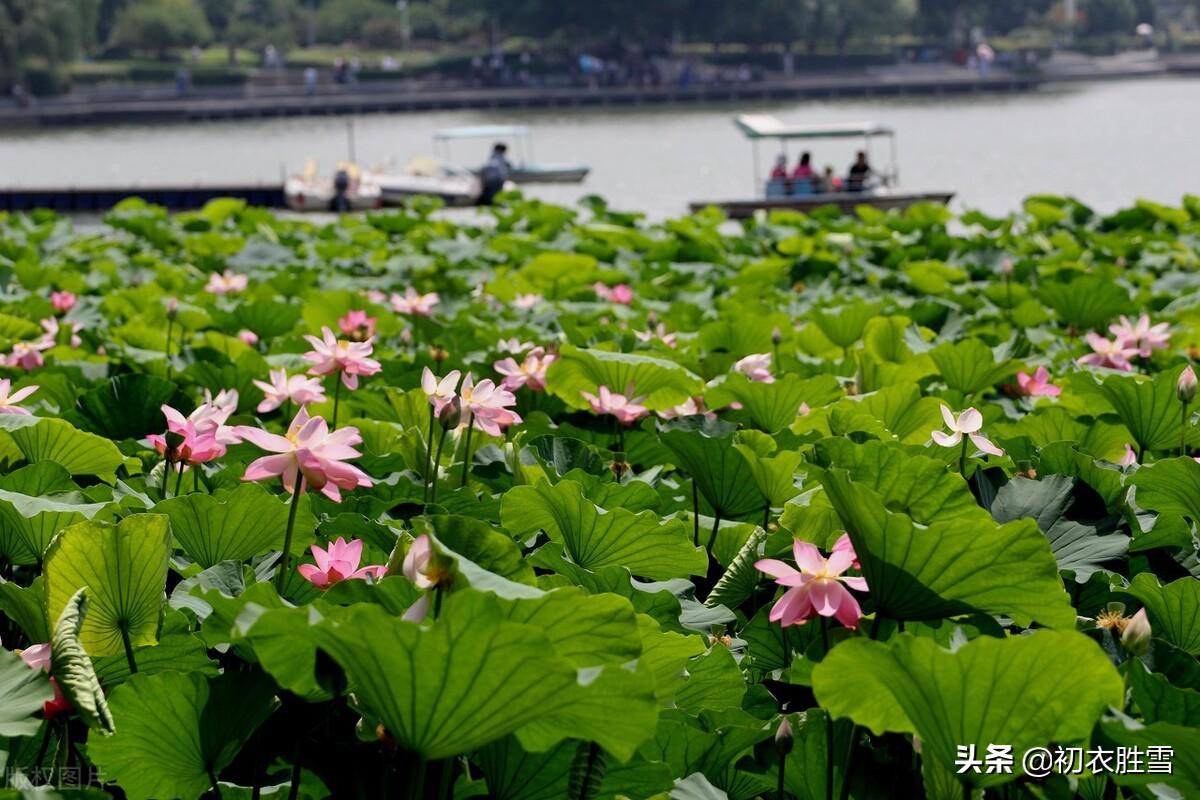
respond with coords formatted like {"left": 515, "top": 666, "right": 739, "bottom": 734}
{"left": 777, "top": 749, "right": 787, "bottom": 800}
{"left": 174, "top": 463, "right": 185, "bottom": 497}
{"left": 706, "top": 512, "right": 721, "bottom": 552}
{"left": 208, "top": 767, "right": 223, "bottom": 799}
{"left": 275, "top": 478, "right": 305, "bottom": 594}
{"left": 332, "top": 377, "right": 343, "bottom": 429}
{"left": 431, "top": 426, "right": 449, "bottom": 504}
{"left": 1182, "top": 402, "right": 1189, "bottom": 458}
{"left": 164, "top": 318, "right": 173, "bottom": 380}
{"left": 958, "top": 437, "right": 968, "bottom": 478}
{"left": 436, "top": 757, "right": 454, "bottom": 800}
{"left": 459, "top": 414, "right": 475, "bottom": 488}
{"left": 692, "top": 481, "right": 700, "bottom": 546}
{"left": 120, "top": 623, "right": 138, "bottom": 675}
{"left": 161, "top": 457, "right": 172, "bottom": 499}
{"left": 423, "top": 404, "right": 435, "bottom": 503}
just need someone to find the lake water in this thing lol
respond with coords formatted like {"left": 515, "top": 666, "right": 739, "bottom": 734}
{"left": 2, "top": 77, "right": 1199, "bottom": 219}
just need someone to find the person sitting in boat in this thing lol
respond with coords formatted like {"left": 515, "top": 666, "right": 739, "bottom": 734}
{"left": 767, "top": 154, "right": 789, "bottom": 198}
{"left": 846, "top": 151, "right": 872, "bottom": 192}
{"left": 479, "top": 143, "right": 512, "bottom": 205}
{"left": 817, "top": 165, "right": 843, "bottom": 193}
{"left": 791, "top": 152, "right": 816, "bottom": 195}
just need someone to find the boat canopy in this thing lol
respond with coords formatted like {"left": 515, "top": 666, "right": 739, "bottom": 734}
{"left": 434, "top": 125, "right": 530, "bottom": 140}
{"left": 734, "top": 115, "right": 894, "bottom": 140}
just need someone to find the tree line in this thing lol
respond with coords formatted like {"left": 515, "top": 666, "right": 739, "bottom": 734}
{"left": 0, "top": 0, "right": 1172, "bottom": 87}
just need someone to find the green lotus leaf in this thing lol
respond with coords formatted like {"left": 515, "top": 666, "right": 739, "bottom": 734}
{"left": 502, "top": 479, "right": 706, "bottom": 580}
{"left": 74, "top": 373, "right": 190, "bottom": 441}
{"left": 43, "top": 514, "right": 171, "bottom": 657}
{"left": 88, "top": 671, "right": 279, "bottom": 800}
{"left": 1099, "top": 367, "right": 1196, "bottom": 454}
{"left": 49, "top": 588, "right": 115, "bottom": 734}
{"left": 812, "top": 631, "right": 1123, "bottom": 787}
{"left": 546, "top": 345, "right": 703, "bottom": 412}
{"left": 659, "top": 417, "right": 766, "bottom": 521}
{"left": 705, "top": 373, "right": 841, "bottom": 434}
{"left": 821, "top": 470, "right": 1076, "bottom": 627}
{"left": 0, "top": 647, "right": 54, "bottom": 737}
{"left": 928, "top": 338, "right": 1017, "bottom": 396}
{"left": 1119, "top": 573, "right": 1200, "bottom": 655}
{"left": 0, "top": 416, "right": 125, "bottom": 481}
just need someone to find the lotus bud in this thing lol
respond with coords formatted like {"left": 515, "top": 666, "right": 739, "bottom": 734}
{"left": 999, "top": 258, "right": 1014, "bottom": 277}
{"left": 165, "top": 297, "right": 179, "bottom": 321}
{"left": 772, "top": 326, "right": 783, "bottom": 346}
{"left": 646, "top": 311, "right": 658, "bottom": 326}
{"left": 1178, "top": 365, "right": 1197, "bottom": 404}
{"left": 774, "top": 716, "right": 794, "bottom": 756}
{"left": 437, "top": 395, "right": 462, "bottom": 430}
{"left": 1121, "top": 608, "right": 1152, "bottom": 656}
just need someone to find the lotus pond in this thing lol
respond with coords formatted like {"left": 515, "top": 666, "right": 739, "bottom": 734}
{"left": 1, "top": 194, "right": 1200, "bottom": 800}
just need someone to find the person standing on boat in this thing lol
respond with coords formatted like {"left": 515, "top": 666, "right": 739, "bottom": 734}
{"left": 847, "top": 151, "right": 872, "bottom": 192}
{"left": 479, "top": 143, "right": 512, "bottom": 205}
{"left": 767, "top": 155, "right": 789, "bottom": 198}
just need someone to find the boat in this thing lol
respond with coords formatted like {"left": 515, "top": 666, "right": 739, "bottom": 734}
{"left": 284, "top": 161, "right": 382, "bottom": 212}
{"left": 366, "top": 157, "right": 485, "bottom": 207}
{"left": 689, "top": 115, "right": 954, "bottom": 219}
{"left": 433, "top": 125, "right": 591, "bottom": 184}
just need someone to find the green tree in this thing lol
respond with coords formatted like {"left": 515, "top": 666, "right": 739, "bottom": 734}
{"left": 110, "top": 0, "right": 212, "bottom": 58}
{"left": 0, "top": 0, "right": 97, "bottom": 87}
{"left": 1083, "top": 0, "right": 1137, "bottom": 32}
{"left": 225, "top": 0, "right": 299, "bottom": 52}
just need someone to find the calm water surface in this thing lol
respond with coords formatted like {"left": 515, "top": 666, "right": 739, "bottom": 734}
{"left": 1, "top": 77, "right": 1198, "bottom": 219}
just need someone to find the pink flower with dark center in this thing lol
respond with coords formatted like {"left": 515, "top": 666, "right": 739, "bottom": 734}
{"left": 931, "top": 406, "right": 1004, "bottom": 457}
{"left": 594, "top": 282, "right": 633, "bottom": 305}
{"left": 390, "top": 287, "right": 439, "bottom": 317}
{"left": 19, "top": 644, "right": 71, "bottom": 719}
{"left": 205, "top": 270, "right": 248, "bottom": 295}
{"left": 1110, "top": 314, "right": 1170, "bottom": 357}
{"left": 5, "top": 340, "right": 50, "bottom": 371}
{"left": 253, "top": 368, "right": 328, "bottom": 413}
{"left": 298, "top": 537, "right": 386, "bottom": 589}
{"left": 494, "top": 346, "right": 556, "bottom": 392}
{"left": 338, "top": 309, "right": 377, "bottom": 341}
{"left": 1078, "top": 333, "right": 1139, "bottom": 372}
{"left": 582, "top": 384, "right": 649, "bottom": 426}
{"left": 147, "top": 405, "right": 226, "bottom": 465}
{"left": 755, "top": 537, "right": 868, "bottom": 629}
{"left": 233, "top": 407, "right": 373, "bottom": 502}
{"left": 50, "top": 291, "right": 76, "bottom": 313}
{"left": 0, "top": 380, "right": 37, "bottom": 415}
{"left": 303, "top": 326, "right": 382, "bottom": 391}
{"left": 421, "top": 367, "right": 462, "bottom": 416}
{"left": 1013, "top": 366, "right": 1061, "bottom": 397}
{"left": 734, "top": 353, "right": 775, "bottom": 383}
{"left": 459, "top": 373, "right": 522, "bottom": 436}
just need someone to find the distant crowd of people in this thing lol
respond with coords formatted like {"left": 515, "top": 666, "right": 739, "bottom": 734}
{"left": 767, "top": 150, "right": 873, "bottom": 197}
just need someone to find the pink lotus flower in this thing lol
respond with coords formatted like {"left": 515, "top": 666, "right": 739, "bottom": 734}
{"left": 390, "top": 287, "right": 439, "bottom": 317}
{"left": 1013, "top": 366, "right": 1061, "bottom": 397}
{"left": 205, "top": 270, "right": 248, "bottom": 295}
{"left": 513, "top": 293, "right": 542, "bottom": 310}
{"left": 5, "top": 340, "right": 50, "bottom": 371}
{"left": 147, "top": 405, "right": 227, "bottom": 465}
{"left": 422, "top": 367, "right": 462, "bottom": 416}
{"left": 496, "top": 337, "right": 535, "bottom": 355}
{"left": 238, "top": 329, "right": 259, "bottom": 345}
{"left": 494, "top": 346, "right": 556, "bottom": 392}
{"left": 657, "top": 397, "right": 714, "bottom": 420}
{"left": 582, "top": 384, "right": 649, "bottom": 426}
{"left": 459, "top": 373, "right": 522, "bottom": 436}
{"left": 365, "top": 289, "right": 387, "bottom": 305}
{"left": 303, "top": 326, "right": 382, "bottom": 391}
{"left": 189, "top": 388, "right": 241, "bottom": 444}
{"left": 298, "top": 537, "right": 386, "bottom": 589}
{"left": 634, "top": 323, "right": 677, "bottom": 348}
{"left": 1078, "top": 333, "right": 1139, "bottom": 372}
{"left": 931, "top": 406, "right": 1004, "bottom": 457}
{"left": 403, "top": 534, "right": 436, "bottom": 589}
{"left": 831, "top": 532, "right": 860, "bottom": 569}
{"left": 0, "top": 380, "right": 37, "bottom": 415}
{"left": 755, "top": 536, "right": 868, "bottom": 629}
{"left": 50, "top": 291, "right": 76, "bottom": 313}
{"left": 594, "top": 282, "right": 633, "bottom": 305}
{"left": 253, "top": 368, "right": 327, "bottom": 413}
{"left": 734, "top": 353, "right": 775, "bottom": 383}
{"left": 39, "top": 317, "right": 82, "bottom": 349}
{"left": 234, "top": 407, "right": 372, "bottom": 502}
{"left": 19, "top": 644, "right": 71, "bottom": 719}
{"left": 1110, "top": 314, "right": 1170, "bottom": 357}
{"left": 1119, "top": 443, "right": 1138, "bottom": 467}
{"left": 338, "top": 309, "right": 376, "bottom": 341}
